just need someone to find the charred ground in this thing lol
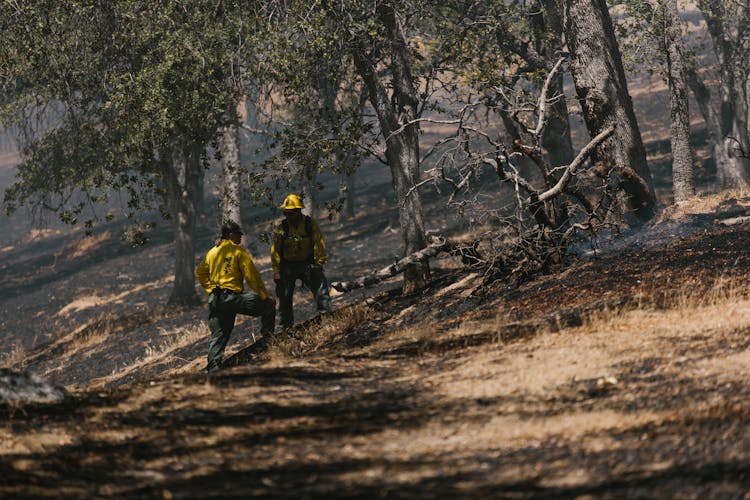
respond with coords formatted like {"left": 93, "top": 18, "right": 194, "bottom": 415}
{"left": 1, "top": 190, "right": 750, "bottom": 498}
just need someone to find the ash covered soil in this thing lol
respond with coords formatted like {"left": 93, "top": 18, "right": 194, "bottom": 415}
{"left": 2, "top": 192, "right": 750, "bottom": 498}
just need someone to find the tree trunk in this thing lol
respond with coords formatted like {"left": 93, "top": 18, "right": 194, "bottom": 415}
{"left": 338, "top": 88, "right": 368, "bottom": 221}
{"left": 218, "top": 101, "right": 242, "bottom": 225}
{"left": 541, "top": 65, "right": 574, "bottom": 170}
{"left": 696, "top": 0, "right": 750, "bottom": 189}
{"left": 663, "top": 0, "right": 695, "bottom": 203}
{"left": 352, "top": 4, "right": 429, "bottom": 294}
{"left": 563, "top": 0, "right": 656, "bottom": 220}
{"left": 301, "top": 167, "right": 317, "bottom": 219}
{"left": 686, "top": 65, "right": 725, "bottom": 168}
{"left": 336, "top": 147, "right": 356, "bottom": 221}
{"left": 536, "top": 0, "right": 575, "bottom": 168}
{"left": 340, "top": 160, "right": 356, "bottom": 220}
{"left": 196, "top": 164, "right": 205, "bottom": 216}
{"left": 163, "top": 143, "right": 202, "bottom": 306}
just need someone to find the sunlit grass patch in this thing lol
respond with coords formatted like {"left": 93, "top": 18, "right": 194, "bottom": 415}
{"left": 581, "top": 274, "right": 748, "bottom": 331}
{"left": 656, "top": 189, "right": 750, "bottom": 222}
{"left": 89, "top": 322, "right": 205, "bottom": 387}
{"left": 62, "top": 312, "right": 124, "bottom": 353}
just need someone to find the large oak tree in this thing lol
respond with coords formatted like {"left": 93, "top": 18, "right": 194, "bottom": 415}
{"left": 0, "top": 1, "right": 257, "bottom": 305}
{"left": 562, "top": 0, "right": 657, "bottom": 220}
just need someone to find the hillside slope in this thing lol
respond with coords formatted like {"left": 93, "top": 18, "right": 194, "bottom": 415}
{"left": 2, "top": 70, "right": 748, "bottom": 496}
{"left": 2, "top": 191, "right": 750, "bottom": 497}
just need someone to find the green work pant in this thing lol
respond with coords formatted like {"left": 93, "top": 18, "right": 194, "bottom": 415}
{"left": 276, "top": 262, "right": 332, "bottom": 328}
{"left": 207, "top": 289, "right": 275, "bottom": 372}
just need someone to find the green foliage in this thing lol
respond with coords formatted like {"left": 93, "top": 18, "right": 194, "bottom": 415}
{"left": 609, "top": 0, "right": 668, "bottom": 75}
{"left": 425, "top": 1, "right": 534, "bottom": 88}
{"left": 243, "top": 0, "right": 383, "bottom": 203}
{"left": 1, "top": 0, "right": 542, "bottom": 222}
{"left": 0, "top": 0, "right": 257, "bottom": 227}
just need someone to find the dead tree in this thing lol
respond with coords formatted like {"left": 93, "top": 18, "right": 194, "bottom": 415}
{"left": 436, "top": 58, "right": 620, "bottom": 278}
{"left": 331, "top": 117, "right": 612, "bottom": 292}
{"left": 334, "top": 59, "right": 621, "bottom": 292}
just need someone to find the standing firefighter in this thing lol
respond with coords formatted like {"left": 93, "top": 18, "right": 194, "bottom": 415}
{"left": 195, "top": 221, "right": 276, "bottom": 372}
{"left": 271, "top": 194, "right": 332, "bottom": 329}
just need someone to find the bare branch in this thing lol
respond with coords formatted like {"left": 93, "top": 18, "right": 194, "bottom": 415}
{"left": 482, "top": 156, "right": 538, "bottom": 196}
{"left": 533, "top": 57, "right": 566, "bottom": 138}
{"left": 383, "top": 101, "right": 483, "bottom": 143}
{"left": 537, "top": 125, "right": 616, "bottom": 203}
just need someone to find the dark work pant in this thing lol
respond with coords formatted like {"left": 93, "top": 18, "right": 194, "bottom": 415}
{"left": 276, "top": 262, "right": 332, "bottom": 328}
{"left": 207, "top": 290, "right": 275, "bottom": 371}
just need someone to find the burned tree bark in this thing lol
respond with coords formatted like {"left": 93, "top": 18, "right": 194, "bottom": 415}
{"left": 692, "top": 0, "right": 750, "bottom": 190}
{"left": 662, "top": 0, "right": 696, "bottom": 202}
{"left": 218, "top": 100, "right": 242, "bottom": 226}
{"left": 563, "top": 0, "right": 656, "bottom": 220}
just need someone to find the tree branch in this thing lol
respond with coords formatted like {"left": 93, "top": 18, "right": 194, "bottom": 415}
{"left": 537, "top": 125, "right": 616, "bottom": 203}
{"left": 532, "top": 57, "right": 566, "bottom": 138}
{"left": 331, "top": 236, "right": 448, "bottom": 292}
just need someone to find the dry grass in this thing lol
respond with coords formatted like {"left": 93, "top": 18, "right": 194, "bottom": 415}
{"left": 65, "top": 231, "right": 113, "bottom": 260}
{"left": 5, "top": 304, "right": 207, "bottom": 389}
{"left": 419, "top": 277, "right": 750, "bottom": 452}
{"left": 266, "top": 303, "right": 373, "bottom": 360}
{"left": 141, "top": 324, "right": 205, "bottom": 366}
{"left": 285, "top": 289, "right": 748, "bottom": 492}
{"left": 0, "top": 343, "right": 25, "bottom": 368}
{"left": 50, "top": 313, "right": 121, "bottom": 358}
{"left": 89, "top": 323, "right": 205, "bottom": 387}
{"left": 656, "top": 189, "right": 750, "bottom": 222}
{"left": 582, "top": 274, "right": 747, "bottom": 330}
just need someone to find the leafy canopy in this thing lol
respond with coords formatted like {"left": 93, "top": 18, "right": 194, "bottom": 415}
{"left": 0, "top": 1, "right": 259, "bottom": 227}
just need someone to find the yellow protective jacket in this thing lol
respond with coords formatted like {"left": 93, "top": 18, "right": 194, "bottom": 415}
{"left": 195, "top": 240, "right": 269, "bottom": 300}
{"left": 270, "top": 216, "right": 327, "bottom": 274}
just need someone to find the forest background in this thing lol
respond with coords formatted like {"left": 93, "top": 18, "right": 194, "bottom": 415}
{"left": 1, "top": 1, "right": 750, "bottom": 497}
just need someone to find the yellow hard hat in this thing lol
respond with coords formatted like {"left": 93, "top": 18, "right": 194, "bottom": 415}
{"left": 280, "top": 193, "right": 305, "bottom": 210}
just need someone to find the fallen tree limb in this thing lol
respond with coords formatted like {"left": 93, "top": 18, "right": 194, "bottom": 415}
{"left": 331, "top": 236, "right": 450, "bottom": 293}
{"left": 717, "top": 215, "right": 750, "bottom": 226}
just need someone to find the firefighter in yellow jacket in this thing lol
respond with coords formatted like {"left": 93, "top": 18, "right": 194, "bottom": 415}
{"left": 195, "top": 220, "right": 275, "bottom": 372}
{"left": 271, "top": 194, "right": 332, "bottom": 329}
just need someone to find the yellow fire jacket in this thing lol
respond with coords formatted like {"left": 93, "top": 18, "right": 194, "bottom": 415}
{"left": 270, "top": 216, "right": 327, "bottom": 274}
{"left": 195, "top": 240, "right": 269, "bottom": 300}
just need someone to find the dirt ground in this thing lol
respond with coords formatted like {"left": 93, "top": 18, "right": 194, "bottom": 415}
{"left": 2, "top": 191, "right": 750, "bottom": 498}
